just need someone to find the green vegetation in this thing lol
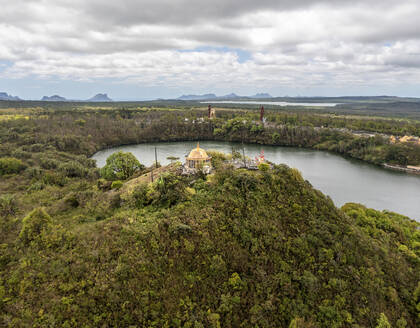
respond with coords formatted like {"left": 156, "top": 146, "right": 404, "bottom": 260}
{"left": 100, "top": 151, "right": 144, "bottom": 180}
{"left": 1, "top": 104, "right": 419, "bottom": 167}
{"left": 0, "top": 103, "right": 419, "bottom": 327}
{"left": 215, "top": 116, "right": 420, "bottom": 166}
{"left": 1, "top": 160, "right": 419, "bottom": 326}
{"left": 0, "top": 157, "right": 26, "bottom": 176}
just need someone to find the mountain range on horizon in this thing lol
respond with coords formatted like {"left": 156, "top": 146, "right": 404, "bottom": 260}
{"left": 0, "top": 92, "right": 21, "bottom": 101}
{"left": 1, "top": 91, "right": 419, "bottom": 103}
{"left": 176, "top": 93, "right": 273, "bottom": 101}
{"left": 86, "top": 93, "right": 113, "bottom": 102}
{"left": 0, "top": 92, "right": 113, "bottom": 102}
{"left": 0, "top": 91, "right": 273, "bottom": 102}
{"left": 41, "top": 95, "right": 67, "bottom": 102}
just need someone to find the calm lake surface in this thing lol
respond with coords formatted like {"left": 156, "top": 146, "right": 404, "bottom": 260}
{"left": 92, "top": 141, "right": 420, "bottom": 220}
{"left": 201, "top": 101, "right": 340, "bottom": 107}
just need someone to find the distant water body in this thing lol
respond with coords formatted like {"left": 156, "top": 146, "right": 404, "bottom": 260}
{"left": 200, "top": 101, "right": 340, "bottom": 107}
{"left": 92, "top": 141, "right": 420, "bottom": 220}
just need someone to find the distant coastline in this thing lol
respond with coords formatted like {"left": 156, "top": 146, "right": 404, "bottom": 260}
{"left": 383, "top": 163, "right": 420, "bottom": 174}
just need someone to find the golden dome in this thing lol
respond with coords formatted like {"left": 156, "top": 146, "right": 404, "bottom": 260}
{"left": 187, "top": 142, "right": 210, "bottom": 160}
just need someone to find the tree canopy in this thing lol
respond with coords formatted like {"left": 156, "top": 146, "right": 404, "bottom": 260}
{"left": 100, "top": 151, "right": 144, "bottom": 180}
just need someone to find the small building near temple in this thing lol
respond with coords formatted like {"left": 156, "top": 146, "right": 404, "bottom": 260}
{"left": 184, "top": 143, "right": 212, "bottom": 174}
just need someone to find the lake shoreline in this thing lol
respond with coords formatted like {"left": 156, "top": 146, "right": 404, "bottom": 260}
{"left": 92, "top": 140, "right": 420, "bottom": 220}
{"left": 383, "top": 163, "right": 420, "bottom": 174}
{"left": 91, "top": 138, "right": 420, "bottom": 177}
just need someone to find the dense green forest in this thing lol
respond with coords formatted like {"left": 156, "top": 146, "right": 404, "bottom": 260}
{"left": 1, "top": 106, "right": 419, "bottom": 166}
{"left": 0, "top": 105, "right": 419, "bottom": 327}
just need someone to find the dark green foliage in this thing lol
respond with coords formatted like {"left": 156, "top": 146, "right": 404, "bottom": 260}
{"left": 207, "top": 150, "right": 229, "bottom": 168}
{"left": 1, "top": 166, "right": 416, "bottom": 327}
{"left": 100, "top": 151, "right": 144, "bottom": 180}
{"left": 0, "top": 105, "right": 419, "bottom": 327}
{"left": 0, "top": 194, "right": 17, "bottom": 217}
{"left": 0, "top": 157, "right": 26, "bottom": 175}
{"left": 58, "top": 161, "right": 88, "bottom": 178}
{"left": 111, "top": 180, "right": 123, "bottom": 189}
{"left": 11, "top": 148, "right": 32, "bottom": 159}
{"left": 42, "top": 172, "right": 67, "bottom": 186}
{"left": 24, "top": 166, "right": 42, "bottom": 179}
{"left": 376, "top": 313, "right": 391, "bottom": 328}
{"left": 97, "top": 178, "right": 112, "bottom": 191}
{"left": 131, "top": 183, "right": 150, "bottom": 208}
{"left": 151, "top": 172, "right": 188, "bottom": 207}
{"left": 258, "top": 162, "right": 270, "bottom": 171}
{"left": 18, "top": 208, "right": 52, "bottom": 246}
{"left": 40, "top": 157, "right": 59, "bottom": 169}
{"left": 1, "top": 105, "right": 419, "bottom": 166}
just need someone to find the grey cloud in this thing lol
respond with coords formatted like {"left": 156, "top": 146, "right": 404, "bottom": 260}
{"left": 384, "top": 53, "right": 420, "bottom": 68}
{"left": 80, "top": 0, "right": 397, "bottom": 26}
{"left": 1, "top": 0, "right": 420, "bottom": 91}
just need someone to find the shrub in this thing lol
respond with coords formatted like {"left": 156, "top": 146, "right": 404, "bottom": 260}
{"left": 0, "top": 157, "right": 26, "bottom": 176}
{"left": 42, "top": 172, "right": 68, "bottom": 186}
{"left": 12, "top": 149, "right": 31, "bottom": 159}
{"left": 28, "top": 144, "right": 44, "bottom": 152}
{"left": 131, "top": 184, "right": 150, "bottom": 208}
{"left": 97, "top": 178, "right": 112, "bottom": 191}
{"left": 107, "top": 193, "right": 121, "bottom": 209}
{"left": 111, "top": 180, "right": 123, "bottom": 190}
{"left": 63, "top": 193, "right": 80, "bottom": 208}
{"left": 152, "top": 173, "right": 188, "bottom": 207}
{"left": 24, "top": 166, "right": 43, "bottom": 179}
{"left": 0, "top": 194, "right": 17, "bottom": 217}
{"left": 40, "top": 158, "right": 59, "bottom": 169}
{"left": 73, "top": 214, "right": 95, "bottom": 223}
{"left": 19, "top": 208, "right": 52, "bottom": 246}
{"left": 169, "top": 222, "right": 193, "bottom": 236}
{"left": 58, "top": 161, "right": 88, "bottom": 178}
{"left": 207, "top": 150, "right": 229, "bottom": 168}
{"left": 376, "top": 313, "right": 391, "bottom": 328}
{"left": 258, "top": 163, "right": 270, "bottom": 171}
{"left": 75, "top": 119, "right": 86, "bottom": 126}
{"left": 27, "top": 181, "right": 45, "bottom": 191}
{"left": 100, "top": 151, "right": 144, "bottom": 180}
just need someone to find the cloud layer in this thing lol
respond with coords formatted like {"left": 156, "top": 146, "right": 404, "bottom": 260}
{"left": 1, "top": 0, "right": 420, "bottom": 96}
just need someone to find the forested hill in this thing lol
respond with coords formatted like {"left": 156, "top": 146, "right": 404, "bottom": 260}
{"left": 1, "top": 162, "right": 419, "bottom": 327}
{"left": 0, "top": 107, "right": 419, "bottom": 326}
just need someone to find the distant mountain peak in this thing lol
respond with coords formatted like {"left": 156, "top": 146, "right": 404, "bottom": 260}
{"left": 41, "top": 95, "right": 67, "bottom": 101}
{"left": 0, "top": 92, "right": 21, "bottom": 101}
{"left": 177, "top": 94, "right": 217, "bottom": 101}
{"left": 87, "top": 93, "right": 113, "bottom": 102}
{"left": 251, "top": 93, "right": 272, "bottom": 99}
{"left": 220, "top": 93, "right": 240, "bottom": 99}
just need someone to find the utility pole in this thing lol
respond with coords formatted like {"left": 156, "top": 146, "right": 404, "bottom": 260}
{"left": 242, "top": 144, "right": 246, "bottom": 168}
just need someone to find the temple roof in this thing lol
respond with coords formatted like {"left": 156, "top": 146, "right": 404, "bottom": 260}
{"left": 186, "top": 142, "right": 210, "bottom": 160}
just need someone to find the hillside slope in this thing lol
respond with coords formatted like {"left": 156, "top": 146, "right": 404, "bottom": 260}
{"left": 1, "top": 165, "right": 418, "bottom": 327}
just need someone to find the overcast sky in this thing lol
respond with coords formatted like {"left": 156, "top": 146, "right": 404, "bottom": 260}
{"left": 1, "top": 0, "right": 420, "bottom": 100}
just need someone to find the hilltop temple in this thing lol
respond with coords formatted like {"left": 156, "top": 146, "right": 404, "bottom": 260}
{"left": 184, "top": 143, "right": 212, "bottom": 174}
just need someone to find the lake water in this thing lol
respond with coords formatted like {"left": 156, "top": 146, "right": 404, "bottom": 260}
{"left": 92, "top": 141, "right": 420, "bottom": 220}
{"left": 200, "top": 101, "right": 340, "bottom": 107}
